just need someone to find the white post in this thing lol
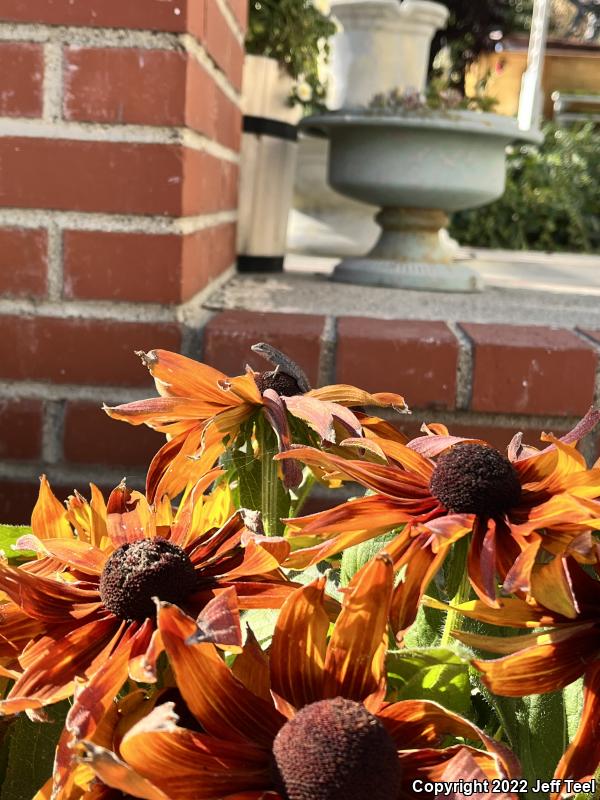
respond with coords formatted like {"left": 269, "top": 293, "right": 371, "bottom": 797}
{"left": 518, "top": 0, "right": 551, "bottom": 131}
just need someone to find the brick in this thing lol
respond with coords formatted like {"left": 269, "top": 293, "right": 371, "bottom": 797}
{"left": 0, "top": 1, "right": 189, "bottom": 32}
{"left": 182, "top": 149, "right": 239, "bottom": 215}
{"left": 181, "top": 223, "right": 236, "bottom": 301}
{"left": 202, "top": 311, "right": 325, "bottom": 386}
{"left": 0, "top": 316, "right": 182, "bottom": 386}
{"left": 0, "top": 480, "right": 40, "bottom": 525}
{"left": 185, "top": 58, "right": 242, "bottom": 150}
{"left": 414, "top": 422, "right": 571, "bottom": 453}
{"left": 203, "top": 1, "right": 244, "bottom": 90}
{"left": 0, "top": 399, "right": 43, "bottom": 460}
{"left": 461, "top": 323, "right": 597, "bottom": 416}
{"left": 0, "top": 228, "right": 47, "bottom": 298}
{"left": 64, "top": 48, "right": 187, "bottom": 126}
{"left": 63, "top": 230, "right": 183, "bottom": 304}
{"left": 336, "top": 318, "right": 458, "bottom": 410}
{"left": 0, "top": 138, "right": 184, "bottom": 216}
{"left": 0, "top": 42, "right": 43, "bottom": 118}
{"left": 63, "top": 223, "right": 235, "bottom": 305}
{"left": 0, "top": 478, "right": 145, "bottom": 525}
{"left": 226, "top": 0, "right": 248, "bottom": 32}
{"left": 64, "top": 402, "right": 164, "bottom": 466}
{"left": 0, "top": 138, "right": 237, "bottom": 218}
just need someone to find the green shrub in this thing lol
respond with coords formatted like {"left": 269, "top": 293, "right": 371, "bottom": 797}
{"left": 450, "top": 122, "right": 600, "bottom": 252}
{"left": 246, "top": 0, "right": 336, "bottom": 109}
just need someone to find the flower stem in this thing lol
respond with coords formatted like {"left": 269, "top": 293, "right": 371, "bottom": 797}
{"left": 440, "top": 535, "right": 471, "bottom": 647}
{"left": 258, "top": 417, "right": 280, "bottom": 537}
{"left": 289, "top": 471, "right": 315, "bottom": 518}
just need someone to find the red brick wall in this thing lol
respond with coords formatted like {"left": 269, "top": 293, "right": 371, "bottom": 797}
{"left": 202, "top": 311, "right": 600, "bottom": 468}
{"left": 0, "top": 0, "right": 245, "bottom": 520}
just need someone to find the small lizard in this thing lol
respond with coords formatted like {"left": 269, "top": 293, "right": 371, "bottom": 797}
{"left": 251, "top": 342, "right": 312, "bottom": 394}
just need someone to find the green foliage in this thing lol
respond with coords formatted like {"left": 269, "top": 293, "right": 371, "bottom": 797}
{"left": 0, "top": 701, "right": 69, "bottom": 800}
{"left": 339, "top": 531, "right": 399, "bottom": 587}
{"left": 246, "top": 0, "right": 336, "bottom": 109}
{"left": 429, "top": 0, "right": 531, "bottom": 93}
{"left": 386, "top": 647, "right": 472, "bottom": 716}
{"left": 451, "top": 123, "right": 600, "bottom": 253}
{"left": 564, "top": 677, "right": 584, "bottom": 742}
{"left": 483, "top": 691, "right": 567, "bottom": 799}
{"left": 0, "top": 525, "right": 36, "bottom": 563}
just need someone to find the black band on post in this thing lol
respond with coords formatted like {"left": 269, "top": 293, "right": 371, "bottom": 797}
{"left": 242, "top": 115, "right": 298, "bottom": 141}
{"left": 237, "top": 255, "right": 285, "bottom": 273}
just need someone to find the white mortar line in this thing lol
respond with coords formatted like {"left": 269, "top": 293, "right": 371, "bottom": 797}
{"left": 177, "top": 263, "right": 237, "bottom": 329}
{"left": 214, "top": 0, "right": 245, "bottom": 46}
{"left": 46, "top": 222, "right": 63, "bottom": 300}
{"left": 177, "top": 211, "right": 238, "bottom": 234}
{"left": 180, "top": 33, "right": 241, "bottom": 106}
{"left": 0, "top": 118, "right": 240, "bottom": 162}
{"left": 0, "top": 381, "right": 151, "bottom": 404}
{"left": 0, "top": 297, "right": 177, "bottom": 323}
{"left": 0, "top": 208, "right": 237, "bottom": 235}
{"left": 41, "top": 400, "right": 64, "bottom": 464}
{"left": 318, "top": 316, "right": 337, "bottom": 387}
{"left": 573, "top": 329, "right": 600, "bottom": 464}
{"left": 447, "top": 321, "right": 473, "bottom": 412}
{"left": 0, "top": 459, "right": 145, "bottom": 487}
{"left": 0, "top": 24, "right": 241, "bottom": 108}
{"left": 180, "top": 127, "right": 240, "bottom": 162}
{"left": 374, "top": 404, "right": 583, "bottom": 432}
{"left": 0, "top": 24, "right": 181, "bottom": 50}
{"left": 42, "top": 38, "right": 63, "bottom": 121}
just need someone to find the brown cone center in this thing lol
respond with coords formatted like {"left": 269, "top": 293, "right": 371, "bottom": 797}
{"left": 429, "top": 442, "right": 521, "bottom": 517}
{"left": 99, "top": 538, "right": 197, "bottom": 622}
{"left": 271, "top": 697, "right": 401, "bottom": 800}
{"left": 255, "top": 370, "right": 302, "bottom": 397}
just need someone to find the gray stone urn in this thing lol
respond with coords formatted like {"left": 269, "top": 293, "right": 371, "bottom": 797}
{"left": 302, "top": 110, "right": 542, "bottom": 291}
{"left": 287, "top": 0, "right": 450, "bottom": 260}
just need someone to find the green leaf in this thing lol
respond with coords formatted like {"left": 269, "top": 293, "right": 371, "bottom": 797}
{"left": 386, "top": 646, "right": 472, "bottom": 716}
{"left": 0, "top": 525, "right": 36, "bottom": 562}
{"left": 564, "top": 677, "right": 584, "bottom": 743}
{"left": 403, "top": 574, "right": 445, "bottom": 649}
{"left": 241, "top": 608, "right": 280, "bottom": 648}
{"left": 286, "top": 561, "right": 343, "bottom": 602}
{"left": 228, "top": 415, "right": 290, "bottom": 537}
{"left": 0, "top": 700, "right": 70, "bottom": 800}
{"left": 340, "top": 530, "right": 400, "bottom": 587}
{"left": 482, "top": 689, "right": 566, "bottom": 800}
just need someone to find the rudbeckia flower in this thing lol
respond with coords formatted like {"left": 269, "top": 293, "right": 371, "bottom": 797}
{"left": 79, "top": 555, "right": 520, "bottom": 800}
{"left": 103, "top": 344, "right": 407, "bottom": 501}
{"left": 437, "top": 558, "right": 600, "bottom": 795}
{"left": 35, "top": 687, "right": 178, "bottom": 799}
{"left": 0, "top": 475, "right": 297, "bottom": 761}
{"left": 277, "top": 410, "right": 600, "bottom": 611}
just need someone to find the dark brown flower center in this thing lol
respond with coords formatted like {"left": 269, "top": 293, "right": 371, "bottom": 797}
{"left": 429, "top": 443, "right": 521, "bottom": 517}
{"left": 255, "top": 370, "right": 302, "bottom": 397}
{"left": 99, "top": 538, "right": 197, "bottom": 622}
{"left": 271, "top": 697, "right": 401, "bottom": 800}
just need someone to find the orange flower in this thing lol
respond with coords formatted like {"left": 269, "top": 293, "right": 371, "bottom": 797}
{"left": 0, "top": 475, "right": 298, "bottom": 792}
{"left": 104, "top": 346, "right": 407, "bottom": 501}
{"left": 278, "top": 411, "right": 600, "bottom": 613}
{"left": 79, "top": 555, "right": 520, "bottom": 800}
{"left": 35, "top": 687, "right": 175, "bottom": 799}
{"left": 437, "top": 558, "right": 600, "bottom": 795}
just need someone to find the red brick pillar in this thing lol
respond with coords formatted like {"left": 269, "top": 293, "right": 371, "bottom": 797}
{"left": 0, "top": 0, "right": 246, "bottom": 520}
